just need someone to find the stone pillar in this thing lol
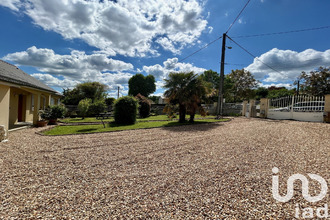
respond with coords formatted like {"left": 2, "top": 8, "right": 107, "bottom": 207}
{"left": 45, "top": 94, "right": 51, "bottom": 107}
{"left": 259, "top": 98, "right": 269, "bottom": 118}
{"left": 249, "top": 99, "right": 256, "bottom": 118}
{"left": 324, "top": 94, "right": 330, "bottom": 123}
{"left": 242, "top": 101, "right": 248, "bottom": 116}
{"left": 0, "top": 85, "right": 10, "bottom": 140}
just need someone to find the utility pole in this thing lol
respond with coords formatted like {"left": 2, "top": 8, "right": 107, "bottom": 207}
{"left": 216, "top": 33, "right": 227, "bottom": 117}
{"left": 296, "top": 80, "right": 300, "bottom": 96}
{"left": 117, "top": 86, "right": 120, "bottom": 99}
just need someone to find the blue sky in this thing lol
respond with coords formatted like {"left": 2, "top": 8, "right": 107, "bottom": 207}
{"left": 1, "top": 0, "right": 330, "bottom": 97}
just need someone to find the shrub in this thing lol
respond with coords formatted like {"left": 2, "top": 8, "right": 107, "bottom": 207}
{"left": 114, "top": 96, "right": 138, "bottom": 124}
{"left": 78, "top": 98, "right": 91, "bottom": 119}
{"left": 135, "top": 93, "right": 151, "bottom": 118}
{"left": 49, "top": 105, "right": 67, "bottom": 119}
{"left": 105, "top": 97, "right": 116, "bottom": 106}
{"left": 39, "top": 109, "right": 51, "bottom": 121}
{"left": 88, "top": 100, "right": 107, "bottom": 115}
{"left": 40, "top": 105, "right": 67, "bottom": 124}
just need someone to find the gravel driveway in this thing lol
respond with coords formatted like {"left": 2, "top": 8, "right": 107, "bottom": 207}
{"left": 0, "top": 118, "right": 329, "bottom": 219}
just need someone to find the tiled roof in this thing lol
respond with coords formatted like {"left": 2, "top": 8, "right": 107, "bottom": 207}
{"left": 0, "top": 60, "right": 58, "bottom": 94}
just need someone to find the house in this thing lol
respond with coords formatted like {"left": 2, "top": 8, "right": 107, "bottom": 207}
{"left": 0, "top": 60, "right": 62, "bottom": 138}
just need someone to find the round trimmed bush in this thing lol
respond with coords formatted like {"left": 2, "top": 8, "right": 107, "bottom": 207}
{"left": 88, "top": 100, "right": 107, "bottom": 116}
{"left": 135, "top": 93, "right": 151, "bottom": 118}
{"left": 114, "top": 96, "right": 138, "bottom": 124}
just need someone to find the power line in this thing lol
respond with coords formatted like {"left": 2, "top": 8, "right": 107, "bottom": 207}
{"left": 178, "top": 36, "right": 222, "bottom": 63}
{"left": 232, "top": 25, "right": 330, "bottom": 38}
{"left": 226, "top": 0, "right": 251, "bottom": 34}
{"left": 225, "top": 62, "right": 248, "bottom": 66}
{"left": 227, "top": 35, "right": 283, "bottom": 74}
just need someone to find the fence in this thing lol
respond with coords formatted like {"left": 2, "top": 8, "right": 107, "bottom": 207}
{"left": 243, "top": 95, "right": 329, "bottom": 122}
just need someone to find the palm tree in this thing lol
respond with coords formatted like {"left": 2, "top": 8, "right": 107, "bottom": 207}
{"left": 164, "top": 72, "right": 212, "bottom": 123}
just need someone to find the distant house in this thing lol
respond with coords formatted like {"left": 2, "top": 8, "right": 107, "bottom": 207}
{"left": 0, "top": 60, "right": 61, "bottom": 133}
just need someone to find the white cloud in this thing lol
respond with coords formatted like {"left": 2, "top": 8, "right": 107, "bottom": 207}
{"left": 238, "top": 18, "right": 246, "bottom": 24}
{"left": 0, "top": 0, "right": 21, "bottom": 11}
{"left": 3, "top": 46, "right": 134, "bottom": 89}
{"left": 31, "top": 73, "right": 79, "bottom": 88}
{"left": 3, "top": 46, "right": 133, "bottom": 78}
{"left": 155, "top": 37, "right": 182, "bottom": 54}
{"left": 245, "top": 48, "right": 330, "bottom": 83}
{"left": 5, "top": 0, "right": 208, "bottom": 57}
{"left": 143, "top": 64, "right": 165, "bottom": 78}
{"left": 31, "top": 71, "right": 133, "bottom": 91}
{"left": 259, "top": 83, "right": 293, "bottom": 89}
{"left": 143, "top": 57, "right": 206, "bottom": 80}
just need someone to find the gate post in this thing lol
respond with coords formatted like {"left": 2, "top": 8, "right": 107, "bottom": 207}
{"left": 242, "top": 101, "right": 248, "bottom": 116}
{"left": 324, "top": 94, "right": 330, "bottom": 123}
{"left": 260, "top": 98, "right": 268, "bottom": 118}
{"left": 290, "top": 95, "right": 295, "bottom": 119}
{"left": 249, "top": 99, "right": 256, "bottom": 117}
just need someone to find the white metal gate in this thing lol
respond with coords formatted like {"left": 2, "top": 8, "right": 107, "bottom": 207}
{"left": 267, "top": 95, "right": 325, "bottom": 122}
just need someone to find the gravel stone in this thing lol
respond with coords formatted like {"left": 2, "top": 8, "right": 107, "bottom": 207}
{"left": 0, "top": 118, "right": 329, "bottom": 218}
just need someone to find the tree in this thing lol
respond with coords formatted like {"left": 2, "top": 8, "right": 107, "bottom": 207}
{"left": 200, "top": 70, "right": 221, "bottom": 103}
{"left": 255, "top": 87, "right": 269, "bottom": 99}
{"left": 88, "top": 100, "right": 107, "bottom": 115}
{"left": 148, "top": 95, "right": 160, "bottom": 104}
{"left": 78, "top": 98, "right": 91, "bottom": 119}
{"left": 62, "top": 88, "right": 82, "bottom": 105}
{"left": 295, "top": 67, "right": 330, "bottom": 96}
{"left": 135, "top": 93, "right": 151, "bottom": 118}
{"left": 164, "top": 72, "right": 211, "bottom": 123}
{"left": 200, "top": 70, "right": 220, "bottom": 89}
{"left": 128, "top": 74, "right": 156, "bottom": 97}
{"left": 76, "top": 82, "right": 108, "bottom": 101}
{"left": 185, "top": 75, "right": 212, "bottom": 122}
{"left": 62, "top": 82, "right": 108, "bottom": 105}
{"left": 105, "top": 97, "right": 116, "bottom": 109}
{"left": 267, "top": 87, "right": 295, "bottom": 99}
{"left": 226, "top": 69, "right": 259, "bottom": 102}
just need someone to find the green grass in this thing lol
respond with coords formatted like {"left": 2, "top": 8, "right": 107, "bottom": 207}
{"left": 59, "top": 117, "right": 113, "bottom": 123}
{"left": 43, "top": 118, "right": 229, "bottom": 135}
{"left": 60, "top": 114, "right": 216, "bottom": 123}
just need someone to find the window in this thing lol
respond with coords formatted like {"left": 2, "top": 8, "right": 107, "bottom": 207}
{"left": 31, "top": 95, "right": 34, "bottom": 111}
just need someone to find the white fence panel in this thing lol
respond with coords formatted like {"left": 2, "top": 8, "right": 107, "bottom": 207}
{"left": 292, "top": 112, "right": 324, "bottom": 122}
{"left": 268, "top": 111, "right": 292, "bottom": 120}
{"left": 267, "top": 95, "right": 325, "bottom": 122}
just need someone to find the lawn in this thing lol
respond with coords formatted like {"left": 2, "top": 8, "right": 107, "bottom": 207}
{"left": 43, "top": 118, "right": 229, "bottom": 135}
{"left": 59, "top": 114, "right": 216, "bottom": 123}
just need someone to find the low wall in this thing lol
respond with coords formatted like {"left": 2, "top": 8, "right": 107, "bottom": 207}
{"left": 203, "top": 103, "right": 242, "bottom": 115}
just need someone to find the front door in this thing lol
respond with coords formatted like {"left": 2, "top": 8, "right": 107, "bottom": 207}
{"left": 18, "top": 94, "right": 23, "bottom": 122}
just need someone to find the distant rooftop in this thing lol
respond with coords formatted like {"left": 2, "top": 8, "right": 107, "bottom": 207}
{"left": 0, "top": 60, "right": 58, "bottom": 94}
